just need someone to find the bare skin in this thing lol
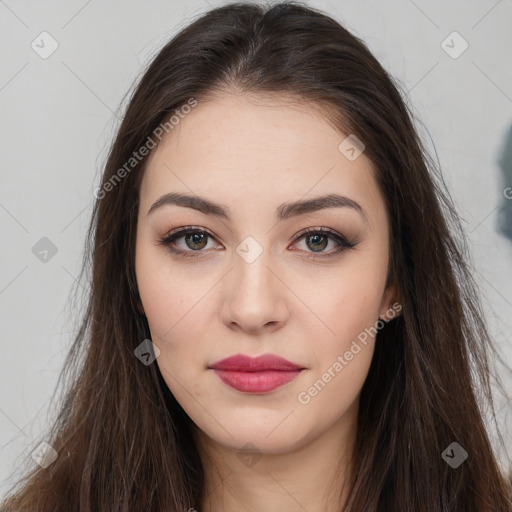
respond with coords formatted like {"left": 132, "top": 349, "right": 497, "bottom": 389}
{"left": 135, "top": 91, "right": 398, "bottom": 512}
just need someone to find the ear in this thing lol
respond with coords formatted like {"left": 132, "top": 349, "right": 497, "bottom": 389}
{"left": 379, "top": 280, "right": 402, "bottom": 321}
{"left": 136, "top": 298, "right": 146, "bottom": 316}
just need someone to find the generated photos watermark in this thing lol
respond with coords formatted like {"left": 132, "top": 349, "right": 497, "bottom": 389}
{"left": 297, "top": 302, "right": 402, "bottom": 405}
{"left": 94, "top": 97, "right": 198, "bottom": 200}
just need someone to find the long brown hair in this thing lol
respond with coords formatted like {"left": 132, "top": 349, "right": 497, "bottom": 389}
{"left": 2, "top": 2, "right": 511, "bottom": 510}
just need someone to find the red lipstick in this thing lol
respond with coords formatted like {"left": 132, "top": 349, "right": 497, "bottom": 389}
{"left": 208, "top": 354, "right": 305, "bottom": 393}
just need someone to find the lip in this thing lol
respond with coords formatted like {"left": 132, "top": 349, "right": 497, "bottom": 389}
{"left": 208, "top": 354, "right": 306, "bottom": 393}
{"left": 209, "top": 353, "right": 304, "bottom": 372}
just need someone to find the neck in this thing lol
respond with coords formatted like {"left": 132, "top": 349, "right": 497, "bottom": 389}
{"left": 192, "top": 400, "right": 358, "bottom": 512}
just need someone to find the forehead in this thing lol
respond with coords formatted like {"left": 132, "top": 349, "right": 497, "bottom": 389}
{"left": 140, "top": 92, "right": 385, "bottom": 228}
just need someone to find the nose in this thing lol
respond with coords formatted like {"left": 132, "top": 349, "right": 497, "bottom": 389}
{"left": 221, "top": 246, "right": 290, "bottom": 334}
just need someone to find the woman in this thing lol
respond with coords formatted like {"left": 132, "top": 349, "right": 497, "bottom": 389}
{"left": 2, "top": 2, "right": 511, "bottom": 510}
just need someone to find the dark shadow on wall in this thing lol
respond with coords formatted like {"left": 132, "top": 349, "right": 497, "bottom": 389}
{"left": 497, "top": 123, "right": 512, "bottom": 242}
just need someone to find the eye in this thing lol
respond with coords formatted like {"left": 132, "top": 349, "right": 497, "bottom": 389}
{"left": 158, "top": 226, "right": 357, "bottom": 259}
{"left": 158, "top": 225, "right": 220, "bottom": 259}
{"left": 291, "top": 227, "right": 357, "bottom": 259}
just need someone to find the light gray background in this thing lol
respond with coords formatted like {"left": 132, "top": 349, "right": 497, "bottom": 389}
{"left": 1, "top": 0, "right": 511, "bottom": 496}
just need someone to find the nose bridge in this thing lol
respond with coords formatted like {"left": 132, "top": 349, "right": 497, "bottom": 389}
{"left": 223, "top": 236, "right": 288, "bottom": 330}
{"left": 232, "top": 239, "right": 277, "bottom": 302}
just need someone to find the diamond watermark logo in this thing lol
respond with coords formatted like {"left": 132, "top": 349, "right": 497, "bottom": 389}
{"left": 236, "top": 236, "right": 263, "bottom": 264}
{"left": 31, "top": 442, "right": 58, "bottom": 468}
{"left": 338, "top": 134, "right": 365, "bottom": 161}
{"left": 441, "top": 32, "right": 469, "bottom": 59}
{"left": 442, "top": 442, "right": 468, "bottom": 468}
{"left": 236, "top": 442, "right": 262, "bottom": 468}
{"left": 31, "top": 32, "right": 59, "bottom": 59}
{"left": 32, "top": 237, "right": 58, "bottom": 263}
{"left": 134, "top": 339, "right": 161, "bottom": 366}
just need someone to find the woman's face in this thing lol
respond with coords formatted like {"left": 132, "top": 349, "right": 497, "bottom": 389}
{"left": 135, "top": 92, "right": 396, "bottom": 455}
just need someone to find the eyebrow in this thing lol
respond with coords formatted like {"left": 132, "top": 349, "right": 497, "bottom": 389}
{"left": 147, "top": 192, "right": 368, "bottom": 224}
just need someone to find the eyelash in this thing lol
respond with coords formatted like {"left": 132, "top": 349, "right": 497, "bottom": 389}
{"left": 157, "top": 225, "right": 357, "bottom": 260}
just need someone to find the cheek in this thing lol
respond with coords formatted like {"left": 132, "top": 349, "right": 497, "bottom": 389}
{"left": 299, "top": 258, "right": 387, "bottom": 352}
{"left": 302, "top": 296, "right": 378, "bottom": 403}
{"left": 135, "top": 241, "right": 219, "bottom": 398}
{"left": 294, "top": 253, "right": 387, "bottom": 404}
{"left": 136, "top": 239, "right": 203, "bottom": 342}
{"left": 136, "top": 253, "right": 207, "bottom": 400}
{"left": 295, "top": 290, "right": 380, "bottom": 426}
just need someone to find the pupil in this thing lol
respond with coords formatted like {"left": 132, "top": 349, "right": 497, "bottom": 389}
{"left": 308, "top": 234, "right": 327, "bottom": 252}
{"left": 186, "top": 233, "right": 207, "bottom": 250}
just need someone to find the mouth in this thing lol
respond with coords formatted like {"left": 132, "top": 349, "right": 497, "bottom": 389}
{"left": 208, "top": 353, "right": 306, "bottom": 394}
